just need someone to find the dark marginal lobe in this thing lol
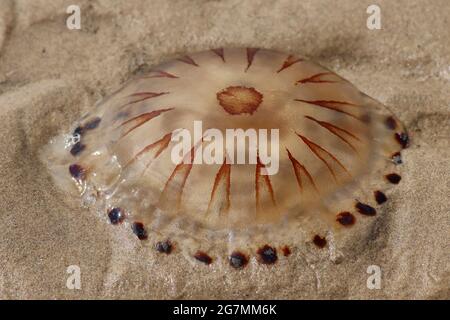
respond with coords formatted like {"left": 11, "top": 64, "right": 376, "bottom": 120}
{"left": 108, "top": 207, "right": 125, "bottom": 224}
{"left": 281, "top": 246, "right": 291, "bottom": 257}
{"left": 156, "top": 240, "right": 173, "bottom": 254}
{"left": 194, "top": 251, "right": 213, "bottom": 265}
{"left": 70, "top": 142, "right": 86, "bottom": 156}
{"left": 229, "top": 251, "right": 249, "bottom": 269}
{"left": 69, "top": 164, "right": 85, "bottom": 181}
{"left": 73, "top": 126, "right": 84, "bottom": 136}
{"left": 386, "top": 173, "right": 402, "bottom": 184}
{"left": 336, "top": 212, "right": 356, "bottom": 226}
{"left": 257, "top": 245, "right": 278, "bottom": 264}
{"left": 395, "top": 132, "right": 410, "bottom": 148}
{"left": 132, "top": 222, "right": 148, "bottom": 240}
{"left": 84, "top": 117, "right": 101, "bottom": 130}
{"left": 355, "top": 201, "right": 377, "bottom": 216}
{"left": 384, "top": 116, "right": 397, "bottom": 130}
{"left": 374, "top": 190, "right": 388, "bottom": 204}
{"left": 313, "top": 235, "right": 327, "bottom": 248}
{"left": 391, "top": 152, "right": 403, "bottom": 165}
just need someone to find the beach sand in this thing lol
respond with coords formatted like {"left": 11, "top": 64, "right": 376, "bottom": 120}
{"left": 0, "top": 0, "right": 449, "bottom": 299}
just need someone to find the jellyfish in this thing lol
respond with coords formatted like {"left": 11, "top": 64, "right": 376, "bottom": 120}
{"left": 42, "top": 48, "right": 408, "bottom": 268}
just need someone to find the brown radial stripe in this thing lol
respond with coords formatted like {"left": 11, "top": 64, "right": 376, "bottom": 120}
{"left": 125, "top": 132, "right": 172, "bottom": 167}
{"left": 119, "top": 108, "right": 174, "bottom": 138}
{"left": 296, "top": 133, "right": 351, "bottom": 182}
{"left": 304, "top": 115, "right": 360, "bottom": 153}
{"left": 276, "top": 54, "right": 303, "bottom": 73}
{"left": 245, "top": 48, "right": 259, "bottom": 72}
{"left": 159, "top": 141, "right": 202, "bottom": 207}
{"left": 144, "top": 70, "right": 178, "bottom": 79}
{"left": 286, "top": 148, "right": 318, "bottom": 193}
{"left": 211, "top": 48, "right": 225, "bottom": 62}
{"left": 294, "top": 99, "right": 361, "bottom": 120}
{"left": 207, "top": 160, "right": 231, "bottom": 216}
{"left": 120, "top": 92, "right": 169, "bottom": 109}
{"left": 295, "top": 72, "right": 336, "bottom": 85}
{"left": 255, "top": 156, "right": 276, "bottom": 211}
{"left": 177, "top": 55, "right": 199, "bottom": 67}
{"left": 160, "top": 164, "right": 193, "bottom": 207}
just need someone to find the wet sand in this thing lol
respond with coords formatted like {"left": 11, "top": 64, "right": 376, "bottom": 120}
{"left": 0, "top": 0, "right": 449, "bottom": 299}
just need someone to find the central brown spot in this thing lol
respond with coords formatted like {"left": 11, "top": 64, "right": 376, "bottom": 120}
{"left": 216, "top": 86, "right": 263, "bottom": 115}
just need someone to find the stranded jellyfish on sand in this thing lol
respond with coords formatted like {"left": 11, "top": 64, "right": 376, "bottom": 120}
{"left": 42, "top": 48, "right": 408, "bottom": 268}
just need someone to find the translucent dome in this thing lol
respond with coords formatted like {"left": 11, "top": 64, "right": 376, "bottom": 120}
{"left": 43, "top": 48, "right": 408, "bottom": 266}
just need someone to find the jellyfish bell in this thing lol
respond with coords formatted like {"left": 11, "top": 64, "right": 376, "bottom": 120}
{"left": 41, "top": 48, "right": 408, "bottom": 267}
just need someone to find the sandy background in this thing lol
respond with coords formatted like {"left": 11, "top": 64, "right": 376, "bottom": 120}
{"left": 0, "top": 0, "right": 449, "bottom": 299}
